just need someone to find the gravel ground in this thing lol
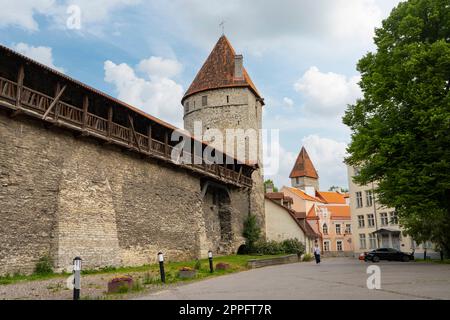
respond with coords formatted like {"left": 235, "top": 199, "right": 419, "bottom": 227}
{"left": 0, "top": 271, "right": 177, "bottom": 300}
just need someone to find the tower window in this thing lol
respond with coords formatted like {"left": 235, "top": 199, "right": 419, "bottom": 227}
{"left": 184, "top": 101, "right": 189, "bottom": 113}
{"left": 227, "top": 95, "right": 229, "bottom": 103}
{"left": 202, "top": 95, "right": 207, "bottom": 106}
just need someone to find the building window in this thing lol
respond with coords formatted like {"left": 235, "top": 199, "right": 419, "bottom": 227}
{"left": 227, "top": 95, "right": 229, "bottom": 103}
{"left": 323, "top": 241, "right": 330, "bottom": 251}
{"left": 365, "top": 190, "right": 373, "bottom": 207}
{"left": 184, "top": 101, "right": 189, "bottom": 113}
{"left": 335, "top": 224, "right": 341, "bottom": 235}
{"left": 359, "top": 234, "right": 367, "bottom": 249}
{"left": 380, "top": 212, "right": 388, "bottom": 226}
{"left": 345, "top": 224, "right": 351, "bottom": 234}
{"left": 356, "top": 192, "right": 363, "bottom": 208}
{"left": 202, "top": 95, "right": 207, "bottom": 106}
{"left": 322, "top": 223, "right": 328, "bottom": 235}
{"left": 337, "top": 240, "right": 343, "bottom": 251}
{"left": 321, "top": 208, "right": 328, "bottom": 219}
{"left": 369, "top": 234, "right": 377, "bottom": 249}
{"left": 358, "top": 215, "right": 365, "bottom": 228}
{"left": 367, "top": 214, "right": 375, "bottom": 227}
{"left": 295, "top": 177, "right": 299, "bottom": 185}
{"left": 390, "top": 211, "right": 398, "bottom": 225}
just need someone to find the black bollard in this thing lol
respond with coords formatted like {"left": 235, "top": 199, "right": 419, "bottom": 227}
{"left": 73, "top": 257, "right": 82, "bottom": 300}
{"left": 208, "top": 250, "right": 214, "bottom": 273}
{"left": 158, "top": 252, "right": 166, "bottom": 283}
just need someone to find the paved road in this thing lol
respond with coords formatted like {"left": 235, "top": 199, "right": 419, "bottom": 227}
{"left": 137, "top": 258, "right": 450, "bottom": 300}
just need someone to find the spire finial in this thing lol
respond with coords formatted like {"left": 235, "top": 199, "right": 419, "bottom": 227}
{"left": 219, "top": 20, "right": 226, "bottom": 35}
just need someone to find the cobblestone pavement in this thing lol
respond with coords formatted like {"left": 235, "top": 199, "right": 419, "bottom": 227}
{"left": 137, "top": 258, "right": 450, "bottom": 300}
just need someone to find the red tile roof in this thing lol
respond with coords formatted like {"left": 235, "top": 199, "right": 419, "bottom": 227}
{"left": 308, "top": 204, "right": 351, "bottom": 220}
{"left": 286, "top": 187, "right": 324, "bottom": 203}
{"left": 182, "top": 35, "right": 263, "bottom": 104}
{"left": 265, "top": 192, "right": 293, "bottom": 204}
{"left": 315, "top": 191, "right": 346, "bottom": 204}
{"left": 326, "top": 205, "right": 351, "bottom": 219}
{"left": 289, "top": 147, "right": 318, "bottom": 179}
{"left": 307, "top": 205, "right": 318, "bottom": 219}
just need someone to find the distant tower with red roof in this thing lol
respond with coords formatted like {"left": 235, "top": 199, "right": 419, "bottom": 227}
{"left": 289, "top": 147, "right": 320, "bottom": 192}
{"left": 182, "top": 35, "right": 265, "bottom": 232}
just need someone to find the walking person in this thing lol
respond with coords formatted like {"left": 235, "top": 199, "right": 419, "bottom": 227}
{"left": 313, "top": 244, "right": 321, "bottom": 264}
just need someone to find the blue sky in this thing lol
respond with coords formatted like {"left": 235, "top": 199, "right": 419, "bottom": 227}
{"left": 0, "top": 0, "right": 402, "bottom": 190}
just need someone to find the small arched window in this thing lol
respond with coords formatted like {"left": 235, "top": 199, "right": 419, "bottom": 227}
{"left": 322, "top": 223, "right": 328, "bottom": 235}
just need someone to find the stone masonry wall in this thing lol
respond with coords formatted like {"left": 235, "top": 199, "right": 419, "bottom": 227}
{"left": 183, "top": 87, "right": 265, "bottom": 234}
{"left": 0, "top": 110, "right": 251, "bottom": 275}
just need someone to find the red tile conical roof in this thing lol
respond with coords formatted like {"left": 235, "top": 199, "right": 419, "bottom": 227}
{"left": 289, "top": 147, "right": 319, "bottom": 179}
{"left": 182, "top": 35, "right": 263, "bottom": 104}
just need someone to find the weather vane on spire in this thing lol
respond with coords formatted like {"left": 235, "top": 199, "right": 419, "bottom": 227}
{"left": 219, "top": 20, "right": 226, "bottom": 35}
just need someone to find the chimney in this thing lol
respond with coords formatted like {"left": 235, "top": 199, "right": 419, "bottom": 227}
{"left": 234, "top": 54, "right": 243, "bottom": 80}
{"left": 266, "top": 181, "right": 274, "bottom": 193}
{"left": 305, "top": 186, "right": 315, "bottom": 198}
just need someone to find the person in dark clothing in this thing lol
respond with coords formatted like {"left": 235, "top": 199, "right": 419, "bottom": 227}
{"left": 313, "top": 244, "right": 321, "bottom": 264}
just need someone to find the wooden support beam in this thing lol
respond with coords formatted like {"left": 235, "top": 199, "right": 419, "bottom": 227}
{"left": 237, "top": 165, "right": 243, "bottom": 182}
{"left": 147, "top": 124, "right": 152, "bottom": 151}
{"left": 164, "top": 130, "right": 169, "bottom": 156}
{"left": 54, "top": 83, "right": 61, "bottom": 121}
{"left": 42, "top": 85, "right": 66, "bottom": 120}
{"left": 82, "top": 95, "right": 88, "bottom": 130}
{"left": 128, "top": 114, "right": 141, "bottom": 153}
{"left": 16, "top": 65, "right": 24, "bottom": 109}
{"left": 107, "top": 106, "right": 113, "bottom": 138}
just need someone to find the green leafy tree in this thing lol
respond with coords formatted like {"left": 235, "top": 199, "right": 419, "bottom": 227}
{"left": 264, "top": 179, "right": 278, "bottom": 192}
{"left": 343, "top": 0, "right": 450, "bottom": 256}
{"left": 243, "top": 215, "right": 261, "bottom": 252}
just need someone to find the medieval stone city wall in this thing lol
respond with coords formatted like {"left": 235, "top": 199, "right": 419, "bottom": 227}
{"left": 0, "top": 111, "right": 251, "bottom": 275}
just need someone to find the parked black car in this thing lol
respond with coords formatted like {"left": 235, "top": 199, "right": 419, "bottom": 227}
{"left": 363, "top": 248, "right": 414, "bottom": 262}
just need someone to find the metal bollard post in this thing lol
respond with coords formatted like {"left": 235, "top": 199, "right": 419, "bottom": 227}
{"left": 73, "top": 257, "right": 82, "bottom": 300}
{"left": 158, "top": 252, "right": 166, "bottom": 283}
{"left": 208, "top": 250, "right": 214, "bottom": 273}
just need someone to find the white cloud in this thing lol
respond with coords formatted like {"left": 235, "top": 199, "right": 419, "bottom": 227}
{"left": 152, "top": 0, "right": 402, "bottom": 55}
{"left": 294, "top": 66, "right": 362, "bottom": 117}
{"left": 0, "top": 0, "right": 54, "bottom": 31}
{"left": 137, "top": 56, "right": 182, "bottom": 79}
{"left": 301, "top": 134, "right": 348, "bottom": 190}
{"left": 12, "top": 43, "right": 64, "bottom": 72}
{"left": 263, "top": 140, "right": 297, "bottom": 190}
{"left": 0, "top": 0, "right": 140, "bottom": 33}
{"left": 264, "top": 134, "right": 348, "bottom": 191}
{"left": 104, "top": 57, "right": 184, "bottom": 128}
{"left": 282, "top": 97, "right": 294, "bottom": 108}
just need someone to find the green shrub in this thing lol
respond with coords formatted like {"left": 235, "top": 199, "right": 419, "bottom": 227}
{"left": 243, "top": 215, "right": 261, "bottom": 252}
{"left": 34, "top": 255, "right": 53, "bottom": 275}
{"left": 132, "top": 280, "right": 143, "bottom": 292}
{"left": 143, "top": 272, "right": 153, "bottom": 285}
{"left": 281, "top": 239, "right": 305, "bottom": 256}
{"left": 254, "top": 240, "right": 284, "bottom": 255}
{"left": 117, "top": 285, "right": 130, "bottom": 294}
{"left": 194, "top": 259, "right": 202, "bottom": 270}
{"left": 302, "top": 253, "right": 314, "bottom": 262}
{"left": 250, "top": 239, "right": 306, "bottom": 256}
